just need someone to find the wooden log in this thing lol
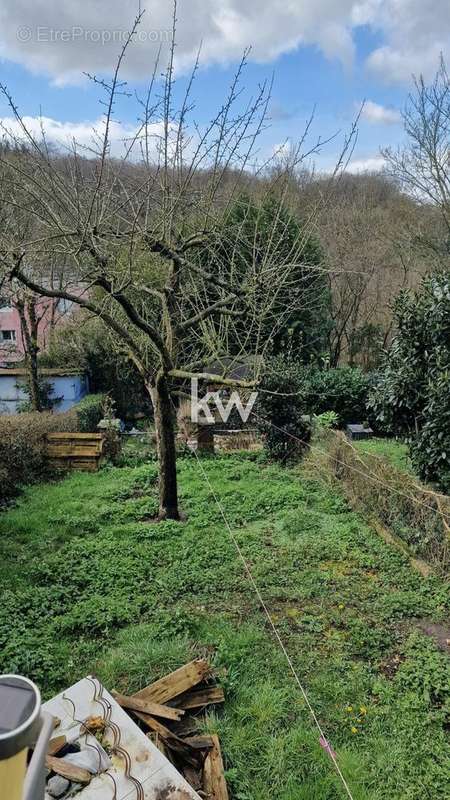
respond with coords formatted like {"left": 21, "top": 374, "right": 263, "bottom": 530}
{"left": 172, "top": 686, "right": 225, "bottom": 710}
{"left": 45, "top": 756, "right": 92, "bottom": 784}
{"left": 112, "top": 690, "right": 184, "bottom": 721}
{"left": 203, "top": 735, "right": 229, "bottom": 800}
{"left": 133, "top": 660, "right": 210, "bottom": 705}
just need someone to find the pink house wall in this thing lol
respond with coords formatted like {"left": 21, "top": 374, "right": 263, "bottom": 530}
{"left": 0, "top": 296, "right": 76, "bottom": 364}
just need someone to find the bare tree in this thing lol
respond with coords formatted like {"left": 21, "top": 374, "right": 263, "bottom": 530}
{"left": 0, "top": 11, "right": 357, "bottom": 519}
{"left": 383, "top": 56, "right": 450, "bottom": 238}
{"left": 15, "top": 291, "right": 48, "bottom": 411}
{"left": 297, "top": 173, "right": 434, "bottom": 366}
{"left": 0, "top": 280, "right": 51, "bottom": 410}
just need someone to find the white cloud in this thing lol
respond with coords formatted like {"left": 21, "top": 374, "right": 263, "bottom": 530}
{"left": 360, "top": 100, "right": 401, "bottom": 125}
{"left": 0, "top": 1, "right": 356, "bottom": 86}
{"left": 346, "top": 154, "right": 386, "bottom": 173}
{"left": 0, "top": 2, "right": 448, "bottom": 87}
{"left": 358, "top": 0, "right": 450, "bottom": 82}
{"left": 0, "top": 114, "right": 166, "bottom": 158}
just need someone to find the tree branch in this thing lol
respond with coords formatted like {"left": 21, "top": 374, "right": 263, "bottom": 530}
{"left": 175, "top": 295, "right": 245, "bottom": 333}
{"left": 168, "top": 368, "right": 257, "bottom": 388}
{"left": 8, "top": 262, "right": 149, "bottom": 376}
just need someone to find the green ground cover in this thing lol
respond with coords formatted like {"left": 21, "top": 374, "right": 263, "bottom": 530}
{"left": 353, "top": 437, "right": 413, "bottom": 474}
{"left": 1, "top": 450, "right": 448, "bottom": 799}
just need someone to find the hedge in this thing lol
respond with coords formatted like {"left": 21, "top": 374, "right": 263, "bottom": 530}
{"left": 0, "top": 393, "right": 106, "bottom": 504}
{"left": 0, "top": 410, "right": 78, "bottom": 503}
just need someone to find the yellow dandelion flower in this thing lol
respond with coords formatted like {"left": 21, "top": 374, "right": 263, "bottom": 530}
{"left": 346, "top": 705, "right": 353, "bottom": 713}
{"left": 351, "top": 726, "right": 358, "bottom": 734}
{"left": 359, "top": 705, "right": 367, "bottom": 715}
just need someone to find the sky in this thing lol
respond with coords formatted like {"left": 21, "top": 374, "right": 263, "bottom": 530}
{"left": 0, "top": 1, "right": 448, "bottom": 172}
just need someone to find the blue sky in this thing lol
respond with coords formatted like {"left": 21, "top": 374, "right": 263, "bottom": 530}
{"left": 0, "top": 2, "right": 448, "bottom": 171}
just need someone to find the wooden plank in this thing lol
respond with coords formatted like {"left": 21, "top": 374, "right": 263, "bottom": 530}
{"left": 46, "top": 437, "right": 102, "bottom": 445}
{"left": 46, "top": 440, "right": 101, "bottom": 448}
{"left": 141, "top": 715, "right": 182, "bottom": 741}
{"left": 71, "top": 462, "right": 99, "bottom": 472}
{"left": 47, "top": 433, "right": 103, "bottom": 447}
{"left": 203, "top": 734, "right": 229, "bottom": 800}
{"left": 47, "top": 447, "right": 101, "bottom": 457}
{"left": 47, "top": 445, "right": 101, "bottom": 452}
{"left": 47, "top": 436, "right": 102, "bottom": 445}
{"left": 133, "top": 660, "right": 210, "bottom": 705}
{"left": 45, "top": 755, "right": 92, "bottom": 784}
{"left": 171, "top": 714, "right": 202, "bottom": 738}
{"left": 150, "top": 732, "right": 173, "bottom": 763}
{"left": 47, "top": 433, "right": 103, "bottom": 440}
{"left": 46, "top": 735, "right": 67, "bottom": 756}
{"left": 171, "top": 686, "right": 225, "bottom": 710}
{"left": 112, "top": 691, "right": 184, "bottom": 722}
{"left": 143, "top": 720, "right": 200, "bottom": 768}
{"left": 183, "top": 735, "right": 214, "bottom": 751}
{"left": 183, "top": 766, "right": 203, "bottom": 792}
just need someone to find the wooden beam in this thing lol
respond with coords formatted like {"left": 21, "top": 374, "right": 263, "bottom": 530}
{"left": 203, "top": 734, "right": 229, "bottom": 800}
{"left": 46, "top": 736, "right": 67, "bottom": 757}
{"left": 45, "top": 756, "right": 92, "bottom": 784}
{"left": 143, "top": 720, "right": 200, "bottom": 768}
{"left": 133, "top": 660, "right": 210, "bottom": 704}
{"left": 172, "top": 686, "right": 225, "bottom": 710}
{"left": 183, "top": 735, "right": 214, "bottom": 751}
{"left": 112, "top": 690, "right": 184, "bottom": 721}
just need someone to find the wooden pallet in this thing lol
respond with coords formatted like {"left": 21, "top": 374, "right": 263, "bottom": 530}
{"left": 46, "top": 432, "right": 104, "bottom": 472}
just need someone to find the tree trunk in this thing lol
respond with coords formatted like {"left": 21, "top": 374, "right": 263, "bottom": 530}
{"left": 28, "top": 346, "right": 42, "bottom": 412}
{"left": 16, "top": 298, "right": 42, "bottom": 412}
{"left": 148, "top": 375, "right": 179, "bottom": 520}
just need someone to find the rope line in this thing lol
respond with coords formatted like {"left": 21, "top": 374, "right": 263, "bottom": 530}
{"left": 189, "top": 445, "right": 356, "bottom": 800}
{"left": 251, "top": 411, "right": 450, "bottom": 522}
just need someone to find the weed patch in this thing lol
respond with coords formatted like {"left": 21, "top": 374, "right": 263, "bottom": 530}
{"left": 0, "top": 452, "right": 448, "bottom": 798}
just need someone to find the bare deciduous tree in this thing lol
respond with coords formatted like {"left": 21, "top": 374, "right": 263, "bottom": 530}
{"left": 296, "top": 173, "right": 435, "bottom": 366}
{"left": 383, "top": 56, "right": 450, "bottom": 239}
{"left": 0, "top": 11, "right": 357, "bottom": 518}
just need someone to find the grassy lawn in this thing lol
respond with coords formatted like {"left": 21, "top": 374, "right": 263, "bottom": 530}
{"left": 1, "top": 451, "right": 449, "bottom": 799}
{"left": 353, "top": 437, "right": 414, "bottom": 474}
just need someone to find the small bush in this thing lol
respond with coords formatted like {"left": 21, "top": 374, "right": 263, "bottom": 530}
{"left": 74, "top": 393, "right": 106, "bottom": 432}
{"left": 0, "top": 393, "right": 106, "bottom": 503}
{"left": 314, "top": 410, "right": 339, "bottom": 430}
{"left": 299, "top": 366, "right": 370, "bottom": 426}
{"left": 0, "top": 410, "right": 79, "bottom": 503}
{"left": 256, "top": 361, "right": 311, "bottom": 463}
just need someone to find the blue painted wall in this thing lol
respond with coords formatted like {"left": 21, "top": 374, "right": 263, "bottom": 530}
{"left": 0, "top": 373, "right": 88, "bottom": 414}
